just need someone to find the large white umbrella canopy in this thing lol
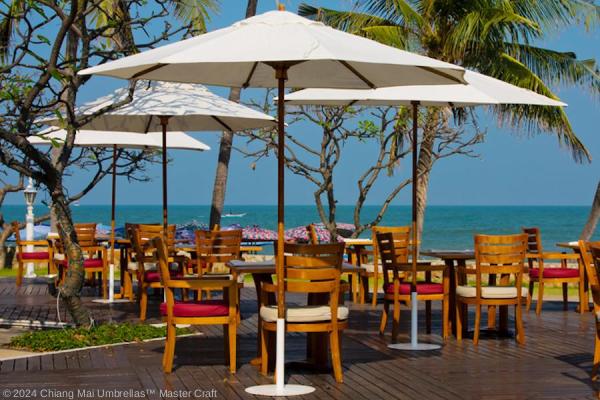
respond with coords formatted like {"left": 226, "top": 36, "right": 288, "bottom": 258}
{"left": 78, "top": 8, "right": 468, "bottom": 396}
{"left": 43, "top": 80, "right": 276, "bottom": 132}
{"left": 29, "top": 128, "right": 211, "bottom": 150}
{"left": 29, "top": 127, "right": 210, "bottom": 301}
{"left": 43, "top": 80, "right": 276, "bottom": 237}
{"left": 283, "top": 67, "right": 567, "bottom": 351}
{"left": 79, "top": 11, "right": 465, "bottom": 88}
{"left": 284, "top": 70, "right": 567, "bottom": 107}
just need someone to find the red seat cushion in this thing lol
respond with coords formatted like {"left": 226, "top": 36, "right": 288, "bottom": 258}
{"left": 21, "top": 251, "right": 49, "bottom": 260}
{"left": 384, "top": 282, "right": 444, "bottom": 295}
{"left": 159, "top": 300, "right": 229, "bottom": 317}
{"left": 530, "top": 268, "right": 579, "bottom": 279}
{"left": 143, "top": 270, "right": 182, "bottom": 282}
{"left": 58, "top": 259, "right": 104, "bottom": 268}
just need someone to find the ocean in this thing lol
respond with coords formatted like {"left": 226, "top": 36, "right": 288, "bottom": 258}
{"left": 2, "top": 205, "right": 597, "bottom": 251}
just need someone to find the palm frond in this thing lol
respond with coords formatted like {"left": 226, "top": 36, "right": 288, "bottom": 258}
{"left": 505, "top": 43, "right": 600, "bottom": 96}
{"left": 298, "top": 4, "right": 394, "bottom": 34}
{"left": 362, "top": 25, "right": 409, "bottom": 49}
{"left": 171, "top": 0, "right": 220, "bottom": 35}
{"left": 362, "top": 0, "right": 424, "bottom": 28}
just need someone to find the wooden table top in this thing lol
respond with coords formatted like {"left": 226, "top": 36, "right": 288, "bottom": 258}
{"left": 227, "top": 260, "right": 363, "bottom": 274}
{"left": 342, "top": 238, "right": 372, "bottom": 246}
{"left": 556, "top": 242, "right": 580, "bottom": 250}
{"left": 420, "top": 249, "right": 475, "bottom": 260}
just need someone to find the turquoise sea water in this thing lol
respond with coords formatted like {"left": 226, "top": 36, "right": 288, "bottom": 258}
{"left": 2, "top": 205, "right": 597, "bottom": 252}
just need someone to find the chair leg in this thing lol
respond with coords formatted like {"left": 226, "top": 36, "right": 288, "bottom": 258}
{"left": 371, "top": 274, "right": 378, "bottom": 308}
{"left": 223, "top": 324, "right": 230, "bottom": 365}
{"left": 455, "top": 300, "right": 463, "bottom": 342}
{"left": 164, "top": 322, "right": 176, "bottom": 373}
{"left": 562, "top": 282, "right": 569, "bottom": 311}
{"left": 102, "top": 269, "right": 108, "bottom": 299}
{"left": 473, "top": 305, "right": 481, "bottom": 346}
{"left": 425, "top": 300, "right": 432, "bottom": 334}
{"left": 260, "top": 326, "right": 269, "bottom": 376}
{"left": 515, "top": 303, "right": 525, "bottom": 345}
{"left": 442, "top": 296, "right": 449, "bottom": 340}
{"left": 379, "top": 300, "right": 389, "bottom": 336}
{"left": 536, "top": 281, "right": 544, "bottom": 316}
{"left": 330, "top": 329, "right": 343, "bottom": 383}
{"left": 578, "top": 278, "right": 586, "bottom": 315}
{"left": 228, "top": 321, "right": 237, "bottom": 374}
{"left": 16, "top": 260, "right": 23, "bottom": 287}
{"left": 391, "top": 298, "right": 400, "bottom": 343}
{"left": 592, "top": 334, "right": 600, "bottom": 380}
{"left": 139, "top": 286, "right": 148, "bottom": 321}
{"left": 527, "top": 280, "right": 534, "bottom": 311}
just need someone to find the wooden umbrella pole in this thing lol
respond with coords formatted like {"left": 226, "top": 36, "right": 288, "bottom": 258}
{"left": 276, "top": 66, "right": 288, "bottom": 319}
{"left": 110, "top": 144, "right": 117, "bottom": 269}
{"left": 411, "top": 101, "right": 419, "bottom": 288}
{"left": 160, "top": 116, "right": 170, "bottom": 238}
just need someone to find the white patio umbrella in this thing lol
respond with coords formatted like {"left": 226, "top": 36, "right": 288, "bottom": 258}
{"left": 42, "top": 80, "right": 276, "bottom": 237}
{"left": 79, "top": 8, "right": 467, "bottom": 396}
{"left": 29, "top": 128, "right": 210, "bottom": 302}
{"left": 284, "top": 69, "right": 567, "bottom": 350}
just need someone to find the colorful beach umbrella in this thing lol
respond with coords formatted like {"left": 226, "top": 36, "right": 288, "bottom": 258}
{"left": 242, "top": 225, "right": 278, "bottom": 241}
{"left": 79, "top": 7, "right": 466, "bottom": 396}
{"left": 285, "top": 225, "right": 333, "bottom": 242}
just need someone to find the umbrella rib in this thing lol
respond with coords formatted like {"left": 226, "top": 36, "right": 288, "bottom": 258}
{"left": 242, "top": 62, "right": 259, "bottom": 88}
{"left": 417, "top": 66, "right": 463, "bottom": 84}
{"left": 211, "top": 116, "right": 233, "bottom": 131}
{"left": 143, "top": 115, "right": 153, "bottom": 134}
{"left": 338, "top": 61, "right": 375, "bottom": 89}
{"left": 131, "top": 63, "right": 167, "bottom": 80}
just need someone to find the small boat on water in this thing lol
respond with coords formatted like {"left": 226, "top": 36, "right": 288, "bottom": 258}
{"left": 223, "top": 210, "right": 246, "bottom": 218}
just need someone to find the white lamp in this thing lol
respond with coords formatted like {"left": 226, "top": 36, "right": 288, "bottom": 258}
{"left": 23, "top": 177, "right": 37, "bottom": 278}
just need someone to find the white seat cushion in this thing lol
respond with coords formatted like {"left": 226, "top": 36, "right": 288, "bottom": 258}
{"left": 361, "top": 263, "right": 382, "bottom": 273}
{"left": 260, "top": 305, "right": 349, "bottom": 323}
{"left": 456, "top": 285, "right": 528, "bottom": 299}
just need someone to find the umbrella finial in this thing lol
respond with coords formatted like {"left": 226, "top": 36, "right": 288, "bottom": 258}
{"left": 277, "top": 2, "right": 285, "bottom": 11}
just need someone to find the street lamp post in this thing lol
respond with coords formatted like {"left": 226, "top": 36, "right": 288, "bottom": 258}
{"left": 23, "top": 178, "right": 37, "bottom": 278}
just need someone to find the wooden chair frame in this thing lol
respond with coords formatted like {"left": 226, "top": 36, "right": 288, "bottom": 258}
{"left": 11, "top": 221, "right": 53, "bottom": 287}
{"left": 579, "top": 240, "right": 600, "bottom": 379}
{"left": 456, "top": 233, "right": 527, "bottom": 345}
{"left": 259, "top": 242, "right": 347, "bottom": 383}
{"left": 376, "top": 231, "right": 449, "bottom": 342}
{"left": 54, "top": 223, "right": 108, "bottom": 298}
{"left": 523, "top": 227, "right": 584, "bottom": 315}
{"left": 151, "top": 237, "right": 237, "bottom": 374}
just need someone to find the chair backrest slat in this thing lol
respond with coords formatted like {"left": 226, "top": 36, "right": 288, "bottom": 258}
{"left": 283, "top": 243, "right": 344, "bottom": 294}
{"left": 376, "top": 231, "right": 413, "bottom": 286}
{"left": 475, "top": 233, "right": 527, "bottom": 277}
{"left": 195, "top": 229, "right": 242, "bottom": 265}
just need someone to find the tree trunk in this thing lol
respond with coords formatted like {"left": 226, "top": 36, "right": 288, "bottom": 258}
{"left": 0, "top": 227, "right": 10, "bottom": 269}
{"left": 415, "top": 109, "right": 438, "bottom": 242}
{"left": 208, "top": 1, "right": 258, "bottom": 229}
{"left": 52, "top": 189, "right": 91, "bottom": 327}
{"left": 581, "top": 181, "right": 600, "bottom": 241}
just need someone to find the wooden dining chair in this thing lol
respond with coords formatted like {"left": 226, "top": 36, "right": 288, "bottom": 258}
{"left": 11, "top": 221, "right": 54, "bottom": 287}
{"left": 456, "top": 233, "right": 528, "bottom": 345}
{"left": 150, "top": 236, "right": 238, "bottom": 374}
{"left": 579, "top": 240, "right": 600, "bottom": 379}
{"left": 376, "top": 231, "right": 449, "bottom": 341}
{"left": 359, "top": 226, "right": 411, "bottom": 307}
{"left": 130, "top": 224, "right": 184, "bottom": 321}
{"left": 55, "top": 223, "right": 108, "bottom": 298}
{"left": 259, "top": 242, "right": 348, "bottom": 383}
{"left": 523, "top": 227, "right": 584, "bottom": 315}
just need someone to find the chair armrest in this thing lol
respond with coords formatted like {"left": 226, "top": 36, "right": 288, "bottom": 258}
{"left": 81, "top": 246, "right": 106, "bottom": 253}
{"left": 261, "top": 282, "right": 277, "bottom": 293}
{"left": 540, "top": 252, "right": 580, "bottom": 260}
{"left": 165, "top": 279, "right": 235, "bottom": 290}
{"left": 18, "top": 240, "right": 51, "bottom": 247}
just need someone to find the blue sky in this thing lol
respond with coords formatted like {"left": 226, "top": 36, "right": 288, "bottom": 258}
{"left": 5, "top": 0, "right": 599, "bottom": 207}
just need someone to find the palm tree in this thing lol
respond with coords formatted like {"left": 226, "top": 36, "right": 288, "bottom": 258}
{"left": 299, "top": 0, "right": 599, "bottom": 239}
{"left": 1, "top": 0, "right": 219, "bottom": 60}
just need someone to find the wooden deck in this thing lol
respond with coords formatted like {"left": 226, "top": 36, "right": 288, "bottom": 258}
{"left": 0, "top": 278, "right": 598, "bottom": 399}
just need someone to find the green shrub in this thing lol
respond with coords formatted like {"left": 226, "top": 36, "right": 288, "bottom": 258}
{"left": 8, "top": 323, "right": 192, "bottom": 352}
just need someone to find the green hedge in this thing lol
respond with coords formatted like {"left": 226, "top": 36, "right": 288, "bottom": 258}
{"left": 8, "top": 323, "right": 192, "bottom": 352}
